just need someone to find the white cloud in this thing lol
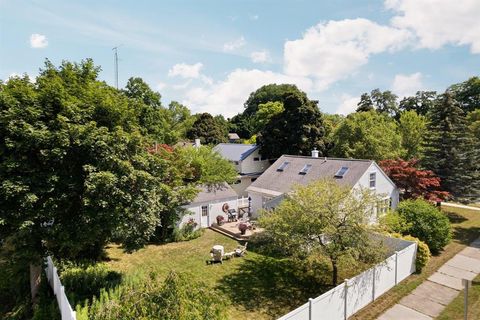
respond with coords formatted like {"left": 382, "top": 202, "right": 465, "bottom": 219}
{"left": 250, "top": 50, "right": 271, "bottom": 63}
{"left": 336, "top": 94, "right": 361, "bottom": 115}
{"left": 223, "top": 36, "right": 246, "bottom": 52}
{"left": 391, "top": 72, "right": 424, "bottom": 98}
{"left": 168, "top": 63, "right": 203, "bottom": 79}
{"left": 284, "top": 18, "right": 412, "bottom": 91}
{"left": 156, "top": 82, "right": 167, "bottom": 90}
{"left": 183, "top": 69, "right": 313, "bottom": 117}
{"left": 386, "top": 0, "right": 480, "bottom": 53}
{"left": 30, "top": 33, "right": 48, "bottom": 48}
{"left": 249, "top": 14, "right": 259, "bottom": 21}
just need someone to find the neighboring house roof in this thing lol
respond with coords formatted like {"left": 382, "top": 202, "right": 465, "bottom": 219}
{"left": 264, "top": 194, "right": 286, "bottom": 210}
{"left": 214, "top": 143, "right": 259, "bottom": 162}
{"left": 228, "top": 133, "right": 240, "bottom": 140}
{"left": 247, "top": 155, "right": 375, "bottom": 195}
{"left": 190, "top": 183, "right": 238, "bottom": 205}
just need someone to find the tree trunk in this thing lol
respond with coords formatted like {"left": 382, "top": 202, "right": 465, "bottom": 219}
{"left": 331, "top": 259, "right": 338, "bottom": 286}
{"left": 30, "top": 263, "right": 42, "bottom": 305}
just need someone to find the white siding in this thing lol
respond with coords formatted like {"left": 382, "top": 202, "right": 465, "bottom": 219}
{"left": 248, "top": 192, "right": 264, "bottom": 218}
{"left": 353, "top": 162, "right": 399, "bottom": 212}
{"left": 179, "top": 198, "right": 238, "bottom": 228}
{"left": 240, "top": 149, "right": 270, "bottom": 174}
{"left": 231, "top": 175, "right": 258, "bottom": 197}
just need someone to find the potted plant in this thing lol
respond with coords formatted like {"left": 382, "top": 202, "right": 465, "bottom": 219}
{"left": 216, "top": 215, "right": 225, "bottom": 226}
{"left": 238, "top": 222, "right": 248, "bottom": 235}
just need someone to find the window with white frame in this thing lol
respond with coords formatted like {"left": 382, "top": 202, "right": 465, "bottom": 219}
{"left": 201, "top": 205, "right": 208, "bottom": 217}
{"left": 377, "top": 198, "right": 389, "bottom": 216}
{"left": 369, "top": 172, "right": 376, "bottom": 188}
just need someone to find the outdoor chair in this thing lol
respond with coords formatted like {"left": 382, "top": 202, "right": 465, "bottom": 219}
{"left": 207, "top": 245, "right": 225, "bottom": 264}
{"left": 227, "top": 209, "right": 237, "bottom": 222}
{"left": 235, "top": 242, "right": 248, "bottom": 257}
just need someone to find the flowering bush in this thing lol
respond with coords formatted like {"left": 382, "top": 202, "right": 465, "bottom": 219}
{"left": 216, "top": 215, "right": 225, "bottom": 225}
{"left": 238, "top": 223, "right": 248, "bottom": 235}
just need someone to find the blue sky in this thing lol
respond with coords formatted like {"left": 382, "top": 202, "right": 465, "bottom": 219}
{"left": 1, "top": 0, "right": 479, "bottom": 117}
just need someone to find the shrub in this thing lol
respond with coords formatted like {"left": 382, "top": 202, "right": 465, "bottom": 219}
{"left": 396, "top": 199, "right": 451, "bottom": 254}
{"left": 77, "top": 271, "right": 226, "bottom": 320}
{"left": 172, "top": 219, "right": 203, "bottom": 242}
{"left": 61, "top": 263, "right": 121, "bottom": 306}
{"left": 391, "top": 233, "right": 431, "bottom": 273}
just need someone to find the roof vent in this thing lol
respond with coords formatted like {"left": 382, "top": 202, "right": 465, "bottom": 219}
{"left": 299, "top": 164, "right": 312, "bottom": 175}
{"left": 277, "top": 161, "right": 290, "bottom": 172}
{"left": 334, "top": 166, "right": 349, "bottom": 178}
{"left": 311, "top": 148, "right": 319, "bottom": 158}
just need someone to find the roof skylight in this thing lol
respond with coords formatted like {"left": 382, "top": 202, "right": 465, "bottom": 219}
{"left": 299, "top": 164, "right": 312, "bottom": 175}
{"left": 277, "top": 161, "right": 290, "bottom": 172}
{"left": 334, "top": 166, "right": 349, "bottom": 178}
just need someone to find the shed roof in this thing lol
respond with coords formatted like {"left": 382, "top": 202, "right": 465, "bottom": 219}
{"left": 213, "top": 143, "right": 259, "bottom": 162}
{"left": 191, "top": 183, "right": 238, "bottom": 204}
{"left": 247, "top": 155, "right": 373, "bottom": 195}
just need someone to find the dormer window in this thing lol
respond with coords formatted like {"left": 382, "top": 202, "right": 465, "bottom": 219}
{"left": 277, "top": 161, "right": 290, "bottom": 172}
{"left": 299, "top": 164, "right": 312, "bottom": 175}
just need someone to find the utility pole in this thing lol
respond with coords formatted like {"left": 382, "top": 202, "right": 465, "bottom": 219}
{"left": 112, "top": 46, "right": 119, "bottom": 89}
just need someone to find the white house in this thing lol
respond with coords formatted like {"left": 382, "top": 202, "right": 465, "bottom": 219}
{"left": 213, "top": 143, "right": 271, "bottom": 196}
{"left": 179, "top": 183, "right": 239, "bottom": 229}
{"left": 246, "top": 152, "right": 399, "bottom": 221}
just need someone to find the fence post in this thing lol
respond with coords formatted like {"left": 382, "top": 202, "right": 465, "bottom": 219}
{"left": 309, "top": 298, "right": 313, "bottom": 320}
{"left": 394, "top": 251, "right": 399, "bottom": 285}
{"left": 372, "top": 266, "right": 376, "bottom": 301}
{"left": 344, "top": 279, "right": 349, "bottom": 320}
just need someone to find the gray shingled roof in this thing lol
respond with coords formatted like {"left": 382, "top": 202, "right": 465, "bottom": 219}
{"left": 247, "top": 155, "right": 373, "bottom": 194}
{"left": 190, "top": 183, "right": 238, "bottom": 205}
{"left": 213, "top": 143, "right": 259, "bottom": 162}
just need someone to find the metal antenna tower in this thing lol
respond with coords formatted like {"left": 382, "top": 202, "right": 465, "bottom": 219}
{"left": 112, "top": 46, "right": 119, "bottom": 89}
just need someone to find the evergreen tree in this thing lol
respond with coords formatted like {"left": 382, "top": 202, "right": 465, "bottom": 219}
{"left": 423, "top": 93, "right": 480, "bottom": 201}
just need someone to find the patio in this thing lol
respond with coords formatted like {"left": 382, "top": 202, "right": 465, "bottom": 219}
{"left": 211, "top": 219, "right": 264, "bottom": 241}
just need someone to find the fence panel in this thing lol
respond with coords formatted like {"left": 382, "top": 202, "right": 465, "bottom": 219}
{"left": 44, "top": 257, "right": 76, "bottom": 320}
{"left": 277, "top": 302, "right": 309, "bottom": 320}
{"left": 374, "top": 254, "right": 396, "bottom": 298}
{"left": 311, "top": 283, "right": 346, "bottom": 319}
{"left": 396, "top": 244, "right": 417, "bottom": 282}
{"left": 346, "top": 267, "right": 375, "bottom": 317}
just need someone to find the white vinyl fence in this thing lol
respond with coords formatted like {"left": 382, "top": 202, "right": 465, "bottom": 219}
{"left": 45, "top": 256, "right": 77, "bottom": 320}
{"left": 278, "top": 237, "right": 417, "bottom": 320}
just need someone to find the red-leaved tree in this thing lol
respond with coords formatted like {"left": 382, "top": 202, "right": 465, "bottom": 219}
{"left": 379, "top": 159, "right": 450, "bottom": 202}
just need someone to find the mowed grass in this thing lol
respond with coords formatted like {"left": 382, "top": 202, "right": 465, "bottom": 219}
{"left": 103, "top": 230, "right": 326, "bottom": 320}
{"left": 351, "top": 205, "right": 480, "bottom": 319}
{"left": 437, "top": 274, "right": 480, "bottom": 320}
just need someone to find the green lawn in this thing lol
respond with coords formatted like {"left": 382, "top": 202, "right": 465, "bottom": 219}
{"left": 437, "top": 274, "right": 480, "bottom": 320}
{"left": 92, "top": 230, "right": 333, "bottom": 320}
{"left": 351, "top": 205, "right": 480, "bottom": 319}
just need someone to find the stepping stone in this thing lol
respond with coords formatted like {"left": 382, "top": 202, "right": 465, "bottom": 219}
{"left": 428, "top": 272, "right": 463, "bottom": 290}
{"left": 438, "top": 264, "right": 477, "bottom": 281}
{"left": 445, "top": 254, "right": 480, "bottom": 273}
{"left": 378, "top": 304, "right": 432, "bottom": 320}
{"left": 409, "top": 280, "right": 459, "bottom": 305}
{"left": 459, "top": 246, "right": 480, "bottom": 260}
{"left": 399, "top": 293, "right": 444, "bottom": 317}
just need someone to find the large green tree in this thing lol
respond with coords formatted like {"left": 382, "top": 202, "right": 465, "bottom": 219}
{"left": 0, "top": 61, "right": 197, "bottom": 263}
{"left": 397, "top": 110, "right": 428, "bottom": 159}
{"left": 399, "top": 91, "right": 437, "bottom": 116}
{"left": 256, "top": 91, "right": 326, "bottom": 159}
{"left": 422, "top": 93, "right": 480, "bottom": 201}
{"left": 356, "top": 89, "right": 399, "bottom": 117}
{"left": 259, "top": 180, "right": 385, "bottom": 285}
{"left": 447, "top": 76, "right": 480, "bottom": 113}
{"left": 186, "top": 113, "right": 228, "bottom": 145}
{"left": 331, "top": 110, "right": 404, "bottom": 161}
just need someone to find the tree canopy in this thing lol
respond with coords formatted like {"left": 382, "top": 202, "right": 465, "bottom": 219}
{"left": 186, "top": 113, "right": 228, "bottom": 145}
{"left": 447, "top": 76, "right": 480, "bottom": 113}
{"left": 256, "top": 90, "right": 326, "bottom": 159}
{"left": 397, "top": 110, "right": 428, "bottom": 159}
{"left": 330, "top": 110, "right": 403, "bottom": 161}
{"left": 356, "top": 89, "right": 399, "bottom": 117}
{"left": 259, "top": 179, "right": 385, "bottom": 285}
